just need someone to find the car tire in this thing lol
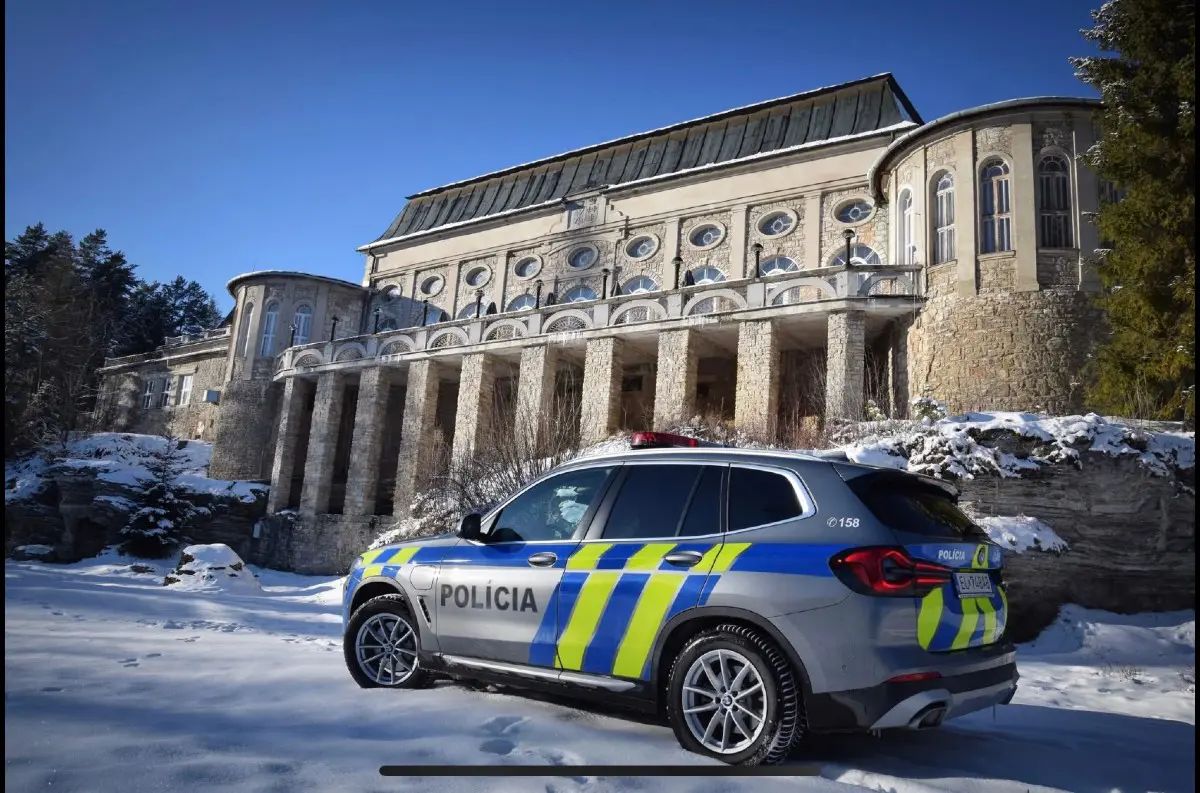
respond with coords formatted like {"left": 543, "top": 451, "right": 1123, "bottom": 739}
{"left": 344, "top": 594, "right": 434, "bottom": 690}
{"left": 665, "top": 623, "right": 803, "bottom": 765}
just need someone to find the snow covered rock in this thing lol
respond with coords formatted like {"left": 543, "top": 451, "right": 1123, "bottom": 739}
{"left": 975, "top": 515, "right": 1069, "bottom": 554}
{"left": 163, "top": 544, "right": 260, "bottom": 592}
{"left": 11, "top": 544, "right": 56, "bottom": 561}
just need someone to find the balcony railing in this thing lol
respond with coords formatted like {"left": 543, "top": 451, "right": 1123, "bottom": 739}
{"left": 162, "top": 326, "right": 232, "bottom": 347}
{"left": 274, "top": 264, "right": 921, "bottom": 376}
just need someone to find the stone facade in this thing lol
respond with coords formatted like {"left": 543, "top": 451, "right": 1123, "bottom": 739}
{"left": 734, "top": 320, "right": 780, "bottom": 439}
{"left": 825, "top": 312, "right": 866, "bottom": 420}
{"left": 89, "top": 89, "right": 1118, "bottom": 575}
{"left": 580, "top": 337, "right": 624, "bottom": 443}
{"left": 653, "top": 329, "right": 699, "bottom": 428}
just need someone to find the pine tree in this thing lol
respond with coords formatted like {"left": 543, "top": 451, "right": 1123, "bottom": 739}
{"left": 1071, "top": 0, "right": 1196, "bottom": 423}
{"left": 119, "top": 435, "right": 194, "bottom": 558}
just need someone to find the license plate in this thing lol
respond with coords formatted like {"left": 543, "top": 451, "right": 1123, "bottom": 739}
{"left": 953, "top": 572, "right": 993, "bottom": 599}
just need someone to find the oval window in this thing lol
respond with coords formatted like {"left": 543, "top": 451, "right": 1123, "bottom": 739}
{"left": 626, "top": 236, "right": 657, "bottom": 259}
{"left": 758, "top": 212, "right": 794, "bottom": 236}
{"left": 420, "top": 275, "right": 444, "bottom": 296}
{"left": 514, "top": 257, "right": 540, "bottom": 279}
{"left": 689, "top": 224, "right": 724, "bottom": 248}
{"left": 568, "top": 246, "right": 598, "bottom": 270}
{"left": 835, "top": 200, "right": 874, "bottom": 224}
{"left": 465, "top": 266, "right": 490, "bottom": 287}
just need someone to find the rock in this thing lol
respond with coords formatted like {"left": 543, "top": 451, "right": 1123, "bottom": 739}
{"left": 163, "top": 543, "right": 261, "bottom": 592}
{"left": 960, "top": 452, "right": 1195, "bottom": 641}
{"left": 11, "top": 544, "right": 57, "bottom": 562}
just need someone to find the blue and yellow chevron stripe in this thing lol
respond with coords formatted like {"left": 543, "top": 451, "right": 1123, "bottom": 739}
{"left": 917, "top": 584, "right": 1008, "bottom": 651}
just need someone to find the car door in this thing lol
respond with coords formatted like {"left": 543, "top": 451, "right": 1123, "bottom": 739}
{"left": 554, "top": 462, "right": 727, "bottom": 681}
{"left": 433, "top": 464, "right": 618, "bottom": 667}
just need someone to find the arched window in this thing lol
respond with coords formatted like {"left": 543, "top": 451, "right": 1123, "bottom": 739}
{"left": 690, "top": 266, "right": 726, "bottom": 285}
{"left": 457, "top": 302, "right": 483, "bottom": 320}
{"left": 898, "top": 189, "right": 916, "bottom": 265}
{"left": 293, "top": 304, "right": 313, "bottom": 345}
{"left": 238, "top": 303, "right": 254, "bottom": 357}
{"left": 563, "top": 285, "right": 597, "bottom": 303}
{"left": 507, "top": 294, "right": 536, "bottom": 312}
{"left": 622, "top": 276, "right": 659, "bottom": 294}
{"left": 933, "top": 173, "right": 956, "bottom": 264}
{"left": 980, "top": 159, "right": 1013, "bottom": 253}
{"left": 1038, "top": 155, "right": 1073, "bottom": 248}
{"left": 759, "top": 256, "right": 798, "bottom": 276}
{"left": 423, "top": 307, "right": 449, "bottom": 325}
{"left": 830, "top": 245, "right": 881, "bottom": 268}
{"left": 259, "top": 302, "right": 279, "bottom": 356}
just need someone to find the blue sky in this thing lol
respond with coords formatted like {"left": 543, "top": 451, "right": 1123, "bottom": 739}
{"left": 5, "top": 0, "right": 1101, "bottom": 313}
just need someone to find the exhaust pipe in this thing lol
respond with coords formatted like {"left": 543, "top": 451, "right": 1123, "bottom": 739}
{"left": 907, "top": 703, "right": 948, "bottom": 729}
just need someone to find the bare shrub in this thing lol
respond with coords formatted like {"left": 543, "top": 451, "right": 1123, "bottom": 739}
{"left": 386, "top": 366, "right": 586, "bottom": 542}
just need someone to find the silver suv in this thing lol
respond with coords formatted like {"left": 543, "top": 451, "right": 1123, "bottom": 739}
{"left": 342, "top": 433, "right": 1018, "bottom": 765}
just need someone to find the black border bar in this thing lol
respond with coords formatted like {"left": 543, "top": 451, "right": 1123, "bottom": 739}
{"left": 380, "top": 765, "right": 822, "bottom": 777}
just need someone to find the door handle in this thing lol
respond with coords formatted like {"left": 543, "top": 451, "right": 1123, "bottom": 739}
{"left": 663, "top": 551, "right": 704, "bottom": 568}
{"left": 527, "top": 552, "right": 558, "bottom": 568}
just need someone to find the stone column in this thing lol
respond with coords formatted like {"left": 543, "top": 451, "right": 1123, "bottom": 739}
{"left": 1011, "top": 122, "right": 1039, "bottom": 292}
{"left": 580, "top": 337, "right": 624, "bottom": 443}
{"left": 825, "top": 312, "right": 866, "bottom": 421}
{"left": 393, "top": 360, "right": 440, "bottom": 517}
{"left": 299, "top": 372, "right": 347, "bottom": 514}
{"left": 267, "top": 377, "right": 312, "bottom": 514}
{"left": 515, "top": 344, "right": 557, "bottom": 454}
{"left": 952, "top": 128, "right": 979, "bottom": 297}
{"left": 734, "top": 319, "right": 780, "bottom": 440}
{"left": 343, "top": 367, "right": 393, "bottom": 516}
{"left": 653, "top": 329, "right": 698, "bottom": 429}
{"left": 452, "top": 353, "right": 496, "bottom": 466}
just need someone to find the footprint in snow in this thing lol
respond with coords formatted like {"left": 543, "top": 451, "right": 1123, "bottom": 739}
{"left": 175, "top": 636, "right": 200, "bottom": 643}
{"left": 479, "top": 738, "right": 516, "bottom": 756}
{"left": 146, "top": 653, "right": 162, "bottom": 659}
{"left": 40, "top": 687, "right": 64, "bottom": 693}
{"left": 481, "top": 715, "right": 526, "bottom": 736}
{"left": 119, "top": 658, "right": 139, "bottom": 667}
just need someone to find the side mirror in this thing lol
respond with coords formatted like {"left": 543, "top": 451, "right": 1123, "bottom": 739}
{"left": 456, "top": 513, "right": 482, "bottom": 542}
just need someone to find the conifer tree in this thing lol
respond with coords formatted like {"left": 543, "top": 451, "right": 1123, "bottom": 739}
{"left": 118, "top": 435, "right": 194, "bottom": 558}
{"left": 1072, "top": 0, "right": 1196, "bottom": 422}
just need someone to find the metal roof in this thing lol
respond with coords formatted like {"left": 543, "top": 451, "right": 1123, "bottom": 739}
{"left": 369, "top": 74, "right": 921, "bottom": 247}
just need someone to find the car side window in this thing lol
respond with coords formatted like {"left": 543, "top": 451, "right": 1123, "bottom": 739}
{"left": 489, "top": 467, "right": 614, "bottom": 543}
{"left": 601, "top": 464, "right": 714, "bottom": 540}
{"left": 678, "top": 465, "right": 723, "bottom": 537}
{"left": 727, "top": 466, "right": 803, "bottom": 532}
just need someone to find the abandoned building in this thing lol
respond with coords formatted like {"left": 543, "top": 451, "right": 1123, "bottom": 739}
{"left": 94, "top": 73, "right": 1106, "bottom": 563}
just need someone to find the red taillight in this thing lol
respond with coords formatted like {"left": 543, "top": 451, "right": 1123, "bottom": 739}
{"left": 630, "top": 431, "right": 700, "bottom": 449}
{"left": 886, "top": 671, "right": 942, "bottom": 684}
{"left": 829, "top": 546, "right": 953, "bottom": 597}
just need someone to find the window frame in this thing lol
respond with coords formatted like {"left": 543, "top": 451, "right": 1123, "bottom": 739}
{"left": 141, "top": 379, "right": 157, "bottom": 409}
{"left": 260, "top": 301, "right": 280, "bottom": 357}
{"left": 759, "top": 256, "right": 799, "bottom": 276}
{"left": 1037, "top": 154, "right": 1074, "bottom": 249}
{"left": 587, "top": 461, "right": 727, "bottom": 542}
{"left": 898, "top": 188, "right": 916, "bottom": 265}
{"left": 477, "top": 464, "right": 620, "bottom": 545}
{"left": 177, "top": 373, "right": 194, "bottom": 406}
{"left": 156, "top": 377, "right": 172, "bottom": 409}
{"left": 724, "top": 462, "right": 817, "bottom": 534}
{"left": 238, "top": 303, "right": 255, "bottom": 357}
{"left": 293, "top": 304, "right": 314, "bottom": 346}
{"left": 979, "top": 158, "right": 1013, "bottom": 254}
{"left": 932, "top": 172, "right": 956, "bottom": 264}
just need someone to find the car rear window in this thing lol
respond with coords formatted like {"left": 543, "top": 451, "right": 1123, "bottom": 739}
{"left": 727, "top": 467, "right": 803, "bottom": 531}
{"left": 847, "top": 475, "right": 988, "bottom": 541}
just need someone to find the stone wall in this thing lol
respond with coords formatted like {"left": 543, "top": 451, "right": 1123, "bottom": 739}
{"left": 95, "top": 346, "right": 227, "bottom": 442}
{"left": 960, "top": 453, "right": 1195, "bottom": 641}
{"left": 901, "top": 290, "right": 1104, "bottom": 414}
{"left": 209, "top": 379, "right": 282, "bottom": 481}
{"left": 248, "top": 513, "right": 382, "bottom": 575}
{"left": 4, "top": 468, "right": 267, "bottom": 563}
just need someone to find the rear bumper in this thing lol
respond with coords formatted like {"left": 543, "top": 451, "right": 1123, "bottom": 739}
{"left": 806, "top": 654, "right": 1019, "bottom": 732}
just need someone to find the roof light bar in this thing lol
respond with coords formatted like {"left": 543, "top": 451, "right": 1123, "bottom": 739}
{"left": 630, "top": 432, "right": 701, "bottom": 449}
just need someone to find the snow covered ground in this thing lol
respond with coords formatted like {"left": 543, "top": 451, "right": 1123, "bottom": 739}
{"left": 4, "top": 554, "right": 1194, "bottom": 793}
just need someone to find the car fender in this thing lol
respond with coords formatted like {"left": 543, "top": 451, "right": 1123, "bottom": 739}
{"left": 649, "top": 605, "right": 816, "bottom": 700}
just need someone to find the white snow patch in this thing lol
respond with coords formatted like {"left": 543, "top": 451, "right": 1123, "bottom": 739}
{"left": 165, "top": 543, "right": 261, "bottom": 593}
{"left": 5, "top": 433, "right": 268, "bottom": 504}
{"left": 15, "top": 544, "right": 54, "bottom": 556}
{"left": 4, "top": 556, "right": 1194, "bottom": 793}
{"left": 975, "top": 515, "right": 1069, "bottom": 554}
{"left": 842, "top": 411, "right": 1194, "bottom": 481}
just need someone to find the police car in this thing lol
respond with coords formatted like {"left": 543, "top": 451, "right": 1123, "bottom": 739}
{"left": 342, "top": 432, "right": 1018, "bottom": 766}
